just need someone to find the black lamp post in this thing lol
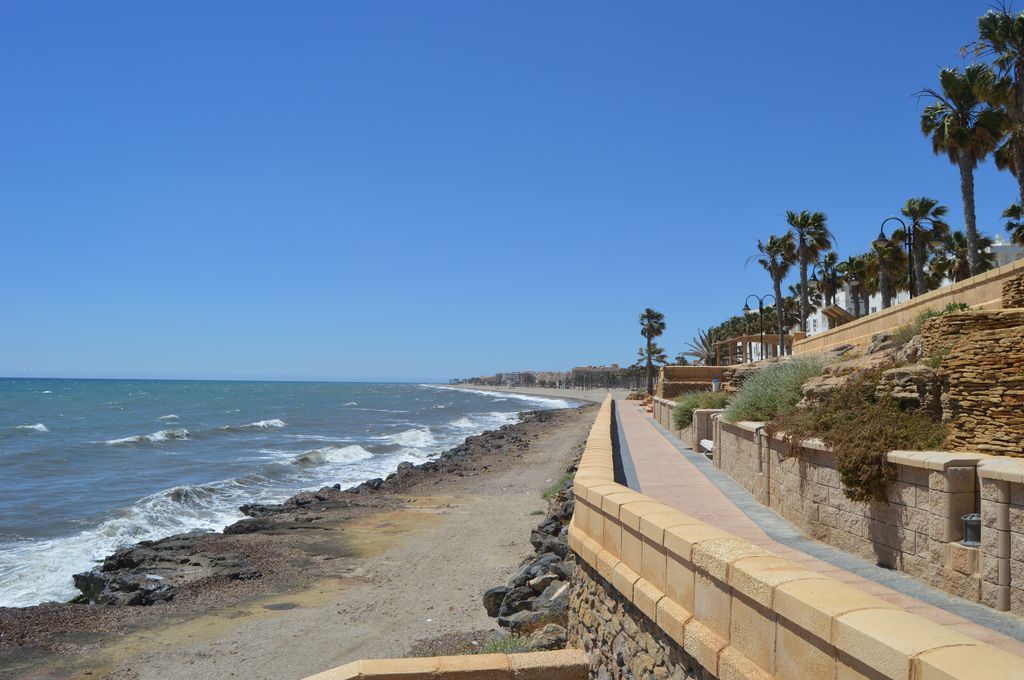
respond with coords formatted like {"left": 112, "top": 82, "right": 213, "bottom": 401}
{"left": 875, "top": 216, "right": 912, "bottom": 299}
{"left": 743, "top": 294, "right": 777, "bottom": 362}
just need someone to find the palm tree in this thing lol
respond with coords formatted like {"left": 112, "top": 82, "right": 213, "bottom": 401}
{"left": 972, "top": 5, "right": 1024, "bottom": 206}
{"left": 919, "top": 64, "right": 1008, "bottom": 277}
{"left": 899, "top": 197, "right": 950, "bottom": 296}
{"left": 838, "top": 255, "right": 869, "bottom": 317}
{"left": 871, "top": 238, "right": 907, "bottom": 309}
{"left": 1004, "top": 202, "right": 1024, "bottom": 245}
{"left": 815, "top": 251, "right": 842, "bottom": 307}
{"left": 639, "top": 308, "right": 666, "bottom": 395}
{"left": 750, "top": 233, "right": 796, "bottom": 355}
{"left": 931, "top": 230, "right": 997, "bottom": 282}
{"left": 786, "top": 210, "right": 833, "bottom": 333}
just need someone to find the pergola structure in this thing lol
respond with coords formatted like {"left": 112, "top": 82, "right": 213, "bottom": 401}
{"left": 712, "top": 333, "right": 802, "bottom": 366}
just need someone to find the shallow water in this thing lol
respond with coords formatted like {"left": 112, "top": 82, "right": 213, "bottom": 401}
{"left": 0, "top": 379, "right": 575, "bottom": 607}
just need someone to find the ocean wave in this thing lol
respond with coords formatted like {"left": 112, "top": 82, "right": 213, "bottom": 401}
{"left": 159, "top": 414, "right": 179, "bottom": 420}
{"left": 243, "top": 418, "right": 285, "bottom": 429}
{"left": 103, "top": 428, "right": 190, "bottom": 445}
{"left": 221, "top": 419, "right": 286, "bottom": 431}
{"left": 448, "top": 411, "right": 519, "bottom": 431}
{"left": 420, "top": 385, "right": 578, "bottom": 409}
{"left": 15, "top": 423, "right": 49, "bottom": 433}
{"left": 343, "top": 402, "right": 358, "bottom": 406}
{"left": 382, "top": 427, "right": 438, "bottom": 448}
{"left": 40, "top": 390, "right": 52, "bottom": 394}
{"left": 292, "top": 445, "right": 375, "bottom": 467}
{"left": 282, "top": 434, "right": 353, "bottom": 443}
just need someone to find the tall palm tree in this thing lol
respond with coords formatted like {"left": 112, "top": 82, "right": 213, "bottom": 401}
{"left": 972, "top": 5, "right": 1024, "bottom": 206}
{"left": 931, "top": 230, "right": 997, "bottom": 282}
{"left": 815, "top": 251, "right": 842, "bottom": 307}
{"left": 1004, "top": 202, "right": 1024, "bottom": 245}
{"left": 786, "top": 210, "right": 833, "bottom": 333}
{"left": 919, "top": 64, "right": 1008, "bottom": 277}
{"left": 871, "top": 238, "right": 907, "bottom": 309}
{"left": 750, "top": 233, "right": 796, "bottom": 355}
{"left": 899, "top": 197, "right": 950, "bottom": 296}
{"left": 639, "top": 308, "right": 666, "bottom": 395}
{"left": 838, "top": 255, "right": 869, "bottom": 317}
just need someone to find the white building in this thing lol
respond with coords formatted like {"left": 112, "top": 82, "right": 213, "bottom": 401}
{"left": 805, "top": 238, "right": 1023, "bottom": 337}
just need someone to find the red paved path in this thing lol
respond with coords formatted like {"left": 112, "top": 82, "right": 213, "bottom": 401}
{"left": 617, "top": 399, "right": 1024, "bottom": 655}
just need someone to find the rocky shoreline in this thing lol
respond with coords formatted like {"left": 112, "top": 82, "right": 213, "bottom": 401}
{"left": 0, "top": 405, "right": 592, "bottom": 676}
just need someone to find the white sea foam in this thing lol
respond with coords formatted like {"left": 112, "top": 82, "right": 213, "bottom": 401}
{"left": 242, "top": 419, "right": 286, "bottom": 429}
{"left": 40, "top": 390, "right": 52, "bottom": 394}
{"left": 282, "top": 434, "right": 353, "bottom": 443}
{"left": 293, "top": 445, "right": 375, "bottom": 467}
{"left": 384, "top": 427, "right": 438, "bottom": 448}
{"left": 158, "top": 414, "right": 179, "bottom": 420}
{"left": 15, "top": 423, "right": 49, "bottom": 432}
{"left": 421, "top": 385, "right": 578, "bottom": 409}
{"left": 343, "top": 402, "right": 358, "bottom": 406}
{"left": 103, "top": 428, "right": 190, "bottom": 445}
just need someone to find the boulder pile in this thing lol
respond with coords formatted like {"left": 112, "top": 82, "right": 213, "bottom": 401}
{"left": 481, "top": 463, "right": 576, "bottom": 650}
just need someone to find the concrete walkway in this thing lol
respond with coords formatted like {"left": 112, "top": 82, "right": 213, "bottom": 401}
{"left": 614, "top": 399, "right": 1024, "bottom": 656}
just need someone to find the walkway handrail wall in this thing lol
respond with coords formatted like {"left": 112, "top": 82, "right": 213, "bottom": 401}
{"left": 793, "top": 258, "right": 1024, "bottom": 355}
{"left": 304, "top": 650, "right": 589, "bottom": 679}
{"left": 569, "top": 396, "right": 1023, "bottom": 679}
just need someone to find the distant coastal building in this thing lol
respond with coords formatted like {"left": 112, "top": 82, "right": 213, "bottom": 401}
{"left": 805, "top": 237, "right": 1024, "bottom": 336}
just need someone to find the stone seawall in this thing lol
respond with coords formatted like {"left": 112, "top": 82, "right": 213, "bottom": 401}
{"left": 570, "top": 396, "right": 1024, "bottom": 678}
{"left": 569, "top": 560, "right": 701, "bottom": 680}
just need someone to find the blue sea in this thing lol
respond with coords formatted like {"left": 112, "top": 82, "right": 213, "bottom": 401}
{"left": 0, "top": 379, "right": 575, "bottom": 608}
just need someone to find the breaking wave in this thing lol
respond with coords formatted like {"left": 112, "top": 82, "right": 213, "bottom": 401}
{"left": 421, "top": 385, "right": 578, "bottom": 409}
{"left": 159, "top": 414, "right": 179, "bottom": 420}
{"left": 103, "top": 428, "right": 190, "bottom": 445}
{"left": 15, "top": 423, "right": 49, "bottom": 433}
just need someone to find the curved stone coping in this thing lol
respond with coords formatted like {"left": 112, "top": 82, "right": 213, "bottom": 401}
{"left": 570, "top": 397, "right": 1024, "bottom": 679}
{"left": 303, "top": 650, "right": 588, "bottom": 679}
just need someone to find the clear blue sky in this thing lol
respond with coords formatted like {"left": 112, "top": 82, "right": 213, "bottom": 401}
{"left": 1, "top": 1, "right": 1016, "bottom": 381}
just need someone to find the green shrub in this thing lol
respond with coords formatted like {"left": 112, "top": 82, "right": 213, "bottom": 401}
{"left": 542, "top": 473, "right": 573, "bottom": 502}
{"left": 672, "top": 391, "right": 730, "bottom": 429}
{"left": 723, "top": 357, "right": 827, "bottom": 423}
{"left": 768, "top": 371, "right": 946, "bottom": 502}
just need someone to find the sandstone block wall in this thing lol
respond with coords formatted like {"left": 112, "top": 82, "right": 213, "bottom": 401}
{"left": 942, "top": 323, "right": 1024, "bottom": 455}
{"left": 793, "top": 258, "right": 1024, "bottom": 355}
{"left": 570, "top": 397, "right": 1024, "bottom": 678}
{"left": 1003, "top": 272, "right": 1024, "bottom": 309}
{"left": 920, "top": 309, "right": 1024, "bottom": 357}
{"left": 712, "top": 420, "right": 990, "bottom": 608}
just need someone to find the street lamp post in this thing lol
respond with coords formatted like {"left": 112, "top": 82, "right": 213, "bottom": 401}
{"left": 743, "top": 294, "right": 777, "bottom": 362}
{"left": 875, "top": 216, "right": 912, "bottom": 298}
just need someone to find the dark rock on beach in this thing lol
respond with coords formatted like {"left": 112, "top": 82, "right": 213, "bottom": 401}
{"left": 484, "top": 458, "right": 578, "bottom": 633}
{"left": 72, "top": 532, "right": 261, "bottom": 606}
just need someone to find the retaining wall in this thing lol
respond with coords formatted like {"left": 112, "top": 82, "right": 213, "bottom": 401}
{"left": 569, "top": 397, "right": 1024, "bottom": 678}
{"left": 792, "top": 258, "right": 1024, "bottom": 355}
{"left": 979, "top": 461, "right": 1024, "bottom": 613}
{"left": 713, "top": 419, "right": 988, "bottom": 604}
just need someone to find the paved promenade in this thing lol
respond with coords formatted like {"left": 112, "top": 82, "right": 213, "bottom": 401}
{"left": 614, "top": 399, "right": 1024, "bottom": 656}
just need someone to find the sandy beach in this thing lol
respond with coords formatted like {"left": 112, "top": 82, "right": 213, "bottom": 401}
{"left": 447, "top": 385, "right": 630, "bottom": 404}
{"left": 0, "top": 405, "right": 596, "bottom": 680}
